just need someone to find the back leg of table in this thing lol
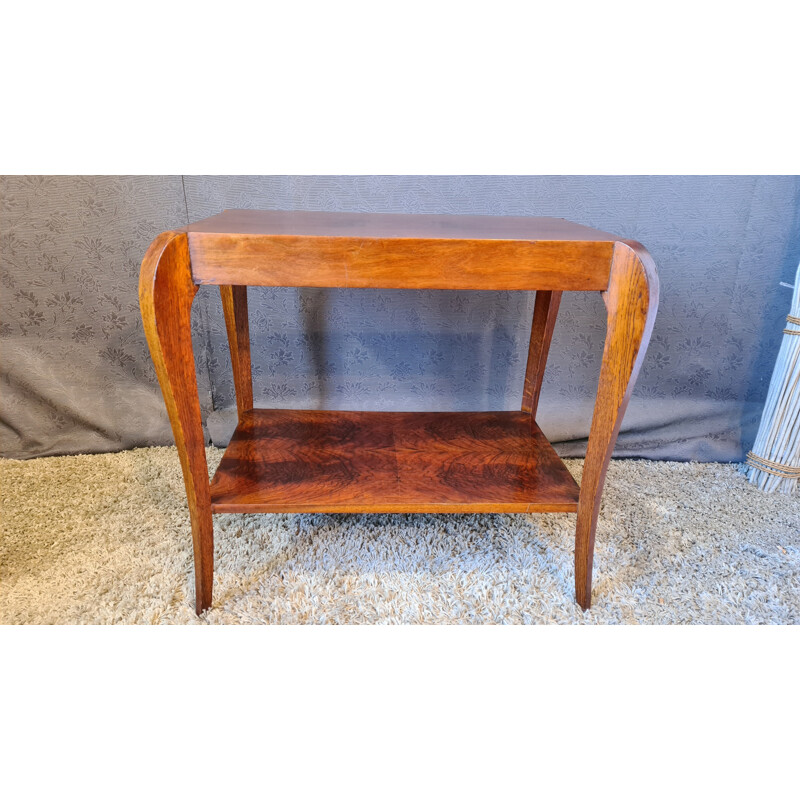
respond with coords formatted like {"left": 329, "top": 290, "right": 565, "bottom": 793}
{"left": 220, "top": 285, "right": 253, "bottom": 420}
{"left": 575, "top": 241, "right": 659, "bottom": 609}
{"left": 140, "top": 231, "right": 214, "bottom": 614}
{"left": 522, "top": 290, "right": 562, "bottom": 416}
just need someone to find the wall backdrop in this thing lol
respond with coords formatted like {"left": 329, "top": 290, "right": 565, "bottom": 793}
{"left": 2, "top": 176, "right": 799, "bottom": 461}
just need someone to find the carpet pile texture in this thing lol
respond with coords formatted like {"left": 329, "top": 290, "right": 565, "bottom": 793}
{"left": 1, "top": 447, "right": 797, "bottom": 624}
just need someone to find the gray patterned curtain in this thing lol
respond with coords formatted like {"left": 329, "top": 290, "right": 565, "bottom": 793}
{"left": 2, "top": 175, "right": 799, "bottom": 461}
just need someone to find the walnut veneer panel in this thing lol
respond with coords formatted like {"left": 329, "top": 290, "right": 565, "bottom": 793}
{"left": 209, "top": 409, "right": 580, "bottom": 513}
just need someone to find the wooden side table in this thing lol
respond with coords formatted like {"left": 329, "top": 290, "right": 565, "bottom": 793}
{"left": 139, "top": 210, "right": 658, "bottom": 614}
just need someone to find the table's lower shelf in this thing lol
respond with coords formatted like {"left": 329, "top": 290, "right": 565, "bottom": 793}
{"left": 209, "top": 409, "right": 579, "bottom": 514}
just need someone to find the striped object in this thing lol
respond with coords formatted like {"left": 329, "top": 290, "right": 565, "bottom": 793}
{"left": 743, "top": 263, "right": 800, "bottom": 494}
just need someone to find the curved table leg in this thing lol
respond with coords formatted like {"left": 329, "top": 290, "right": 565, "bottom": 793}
{"left": 575, "top": 241, "right": 659, "bottom": 609}
{"left": 139, "top": 232, "right": 214, "bottom": 614}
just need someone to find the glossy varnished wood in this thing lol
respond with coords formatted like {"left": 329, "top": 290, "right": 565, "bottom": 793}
{"left": 220, "top": 285, "right": 253, "bottom": 420}
{"left": 521, "top": 290, "right": 562, "bottom": 415}
{"left": 183, "top": 210, "right": 616, "bottom": 291}
{"left": 392, "top": 411, "right": 578, "bottom": 511}
{"left": 139, "top": 231, "right": 214, "bottom": 614}
{"left": 574, "top": 240, "right": 659, "bottom": 609}
{"left": 209, "top": 410, "right": 580, "bottom": 514}
{"left": 181, "top": 209, "right": 621, "bottom": 240}
{"left": 141, "top": 211, "right": 660, "bottom": 614}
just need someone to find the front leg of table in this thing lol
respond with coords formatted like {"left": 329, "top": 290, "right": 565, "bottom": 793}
{"left": 139, "top": 231, "right": 214, "bottom": 614}
{"left": 575, "top": 240, "right": 659, "bottom": 609}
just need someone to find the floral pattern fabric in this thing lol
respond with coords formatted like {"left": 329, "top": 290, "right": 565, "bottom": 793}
{"left": 1, "top": 175, "right": 798, "bottom": 461}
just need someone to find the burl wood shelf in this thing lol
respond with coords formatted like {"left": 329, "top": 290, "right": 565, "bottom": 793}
{"left": 139, "top": 209, "right": 659, "bottom": 614}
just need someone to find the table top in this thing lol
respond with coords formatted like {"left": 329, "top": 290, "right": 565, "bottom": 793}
{"left": 179, "top": 209, "right": 626, "bottom": 291}
{"left": 180, "top": 209, "right": 622, "bottom": 243}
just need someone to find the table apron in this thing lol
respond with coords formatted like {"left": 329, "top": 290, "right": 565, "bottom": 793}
{"left": 187, "top": 234, "right": 614, "bottom": 291}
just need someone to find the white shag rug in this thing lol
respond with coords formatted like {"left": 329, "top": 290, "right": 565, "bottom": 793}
{"left": 1, "top": 447, "right": 798, "bottom": 624}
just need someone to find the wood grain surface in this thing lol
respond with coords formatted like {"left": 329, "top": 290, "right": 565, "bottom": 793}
{"left": 184, "top": 210, "right": 619, "bottom": 291}
{"left": 189, "top": 235, "right": 614, "bottom": 291}
{"left": 181, "top": 209, "right": 621, "bottom": 241}
{"left": 522, "top": 290, "right": 562, "bottom": 415}
{"left": 209, "top": 409, "right": 580, "bottom": 513}
{"left": 574, "top": 240, "right": 659, "bottom": 609}
{"left": 220, "top": 285, "right": 253, "bottom": 419}
{"left": 139, "top": 231, "right": 214, "bottom": 614}
{"left": 141, "top": 214, "right": 659, "bottom": 614}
